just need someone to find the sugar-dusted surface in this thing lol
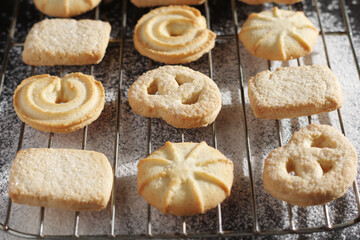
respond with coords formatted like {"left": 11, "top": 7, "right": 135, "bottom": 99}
{"left": 8, "top": 148, "right": 113, "bottom": 211}
{"left": 0, "top": 0, "right": 359, "bottom": 239}
{"left": 22, "top": 19, "right": 111, "bottom": 66}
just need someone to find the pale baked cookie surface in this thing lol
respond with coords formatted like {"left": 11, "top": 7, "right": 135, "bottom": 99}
{"left": 131, "top": 0, "right": 205, "bottom": 7}
{"left": 22, "top": 19, "right": 111, "bottom": 66}
{"left": 13, "top": 73, "right": 105, "bottom": 133}
{"left": 128, "top": 65, "right": 222, "bottom": 128}
{"left": 9, "top": 148, "right": 113, "bottom": 211}
{"left": 248, "top": 65, "right": 343, "bottom": 119}
{"left": 239, "top": 0, "right": 301, "bottom": 4}
{"left": 34, "top": 0, "right": 102, "bottom": 17}
{"left": 138, "top": 141, "right": 233, "bottom": 216}
{"left": 238, "top": 7, "right": 318, "bottom": 61}
{"left": 263, "top": 124, "right": 358, "bottom": 206}
{"left": 133, "top": 5, "right": 216, "bottom": 64}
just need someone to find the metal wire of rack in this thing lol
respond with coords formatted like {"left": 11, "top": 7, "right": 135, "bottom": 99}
{"left": 0, "top": 0, "right": 359, "bottom": 238}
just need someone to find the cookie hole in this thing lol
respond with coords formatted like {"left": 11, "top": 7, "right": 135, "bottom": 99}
{"left": 55, "top": 97, "right": 67, "bottom": 104}
{"left": 182, "top": 92, "right": 200, "bottom": 105}
{"left": 286, "top": 160, "right": 295, "bottom": 176}
{"left": 51, "top": 91, "right": 73, "bottom": 104}
{"left": 147, "top": 81, "right": 158, "bottom": 95}
{"left": 318, "top": 160, "right": 332, "bottom": 174}
{"left": 175, "top": 74, "right": 194, "bottom": 86}
{"left": 311, "top": 135, "right": 337, "bottom": 149}
{"left": 166, "top": 22, "right": 189, "bottom": 37}
{"left": 54, "top": 91, "right": 74, "bottom": 104}
{"left": 47, "top": 81, "right": 76, "bottom": 104}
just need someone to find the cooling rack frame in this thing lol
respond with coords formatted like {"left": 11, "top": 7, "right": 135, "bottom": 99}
{"left": 0, "top": 0, "right": 359, "bottom": 238}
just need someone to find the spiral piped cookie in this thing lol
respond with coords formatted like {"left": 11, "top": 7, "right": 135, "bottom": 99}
{"left": 128, "top": 65, "right": 222, "bottom": 128}
{"left": 138, "top": 141, "right": 233, "bottom": 216}
{"left": 13, "top": 73, "right": 105, "bottom": 133}
{"left": 133, "top": 5, "right": 216, "bottom": 64}
{"left": 263, "top": 124, "right": 358, "bottom": 206}
{"left": 238, "top": 7, "right": 319, "bottom": 61}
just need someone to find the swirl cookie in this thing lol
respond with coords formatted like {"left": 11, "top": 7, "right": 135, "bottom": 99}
{"left": 138, "top": 141, "right": 234, "bottom": 216}
{"left": 34, "top": 0, "right": 102, "bottom": 17}
{"left": 133, "top": 5, "right": 216, "bottom": 64}
{"left": 22, "top": 19, "right": 111, "bottom": 66}
{"left": 128, "top": 65, "right": 222, "bottom": 128}
{"left": 13, "top": 73, "right": 105, "bottom": 133}
{"left": 263, "top": 124, "right": 358, "bottom": 206}
{"left": 238, "top": 7, "right": 319, "bottom": 61}
{"left": 248, "top": 65, "right": 343, "bottom": 119}
{"left": 239, "top": 0, "right": 301, "bottom": 4}
{"left": 131, "top": 0, "right": 205, "bottom": 7}
{"left": 9, "top": 148, "right": 113, "bottom": 211}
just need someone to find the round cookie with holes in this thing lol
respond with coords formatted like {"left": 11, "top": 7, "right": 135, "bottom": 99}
{"left": 13, "top": 73, "right": 105, "bottom": 133}
{"left": 238, "top": 7, "right": 319, "bottom": 61}
{"left": 263, "top": 124, "right": 358, "bottom": 206}
{"left": 133, "top": 5, "right": 216, "bottom": 64}
{"left": 138, "top": 141, "right": 234, "bottom": 216}
{"left": 128, "top": 65, "right": 222, "bottom": 128}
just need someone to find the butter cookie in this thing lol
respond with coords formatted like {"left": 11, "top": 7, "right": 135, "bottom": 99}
{"left": 263, "top": 124, "right": 358, "bottom": 206}
{"left": 22, "top": 19, "right": 111, "bottom": 66}
{"left": 138, "top": 141, "right": 233, "bottom": 216}
{"left": 9, "top": 148, "right": 113, "bottom": 211}
{"left": 239, "top": 0, "right": 301, "bottom": 4}
{"left": 248, "top": 65, "right": 343, "bottom": 119}
{"left": 238, "top": 7, "right": 318, "bottom": 61}
{"left": 131, "top": 0, "right": 205, "bottom": 7}
{"left": 13, "top": 73, "right": 105, "bottom": 133}
{"left": 133, "top": 5, "right": 216, "bottom": 64}
{"left": 128, "top": 65, "right": 222, "bottom": 128}
{"left": 34, "top": 0, "right": 102, "bottom": 17}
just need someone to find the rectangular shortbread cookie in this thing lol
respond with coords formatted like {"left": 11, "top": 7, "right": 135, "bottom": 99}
{"left": 248, "top": 65, "right": 343, "bottom": 119}
{"left": 22, "top": 19, "right": 111, "bottom": 66}
{"left": 8, "top": 148, "right": 113, "bottom": 211}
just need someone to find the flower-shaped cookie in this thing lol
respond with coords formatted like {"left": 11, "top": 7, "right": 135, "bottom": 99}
{"left": 137, "top": 141, "right": 234, "bottom": 216}
{"left": 238, "top": 7, "right": 319, "bottom": 61}
{"left": 128, "top": 65, "right": 222, "bottom": 128}
{"left": 263, "top": 124, "right": 358, "bottom": 206}
{"left": 133, "top": 5, "right": 216, "bottom": 64}
{"left": 13, "top": 73, "right": 105, "bottom": 133}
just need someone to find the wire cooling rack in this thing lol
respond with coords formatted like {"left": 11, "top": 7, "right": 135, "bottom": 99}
{"left": 0, "top": 0, "right": 359, "bottom": 238}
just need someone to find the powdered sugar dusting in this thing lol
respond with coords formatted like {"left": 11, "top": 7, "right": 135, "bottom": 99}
{"left": 0, "top": 0, "right": 359, "bottom": 239}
